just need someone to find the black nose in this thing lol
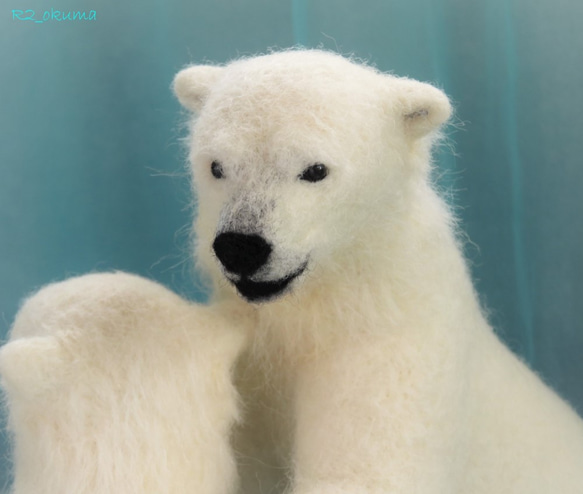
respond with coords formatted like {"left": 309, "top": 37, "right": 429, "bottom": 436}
{"left": 212, "top": 232, "right": 272, "bottom": 277}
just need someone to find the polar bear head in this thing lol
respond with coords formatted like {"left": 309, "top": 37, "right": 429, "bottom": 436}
{"left": 174, "top": 50, "right": 451, "bottom": 303}
{"left": 0, "top": 273, "right": 245, "bottom": 493}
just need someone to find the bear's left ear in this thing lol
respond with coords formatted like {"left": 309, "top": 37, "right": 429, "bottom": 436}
{"left": 173, "top": 65, "right": 225, "bottom": 112}
{"left": 393, "top": 78, "right": 452, "bottom": 140}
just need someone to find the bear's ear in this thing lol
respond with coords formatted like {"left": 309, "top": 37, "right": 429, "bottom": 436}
{"left": 0, "top": 336, "right": 66, "bottom": 398}
{"left": 173, "top": 65, "right": 225, "bottom": 112}
{"left": 393, "top": 78, "right": 452, "bottom": 140}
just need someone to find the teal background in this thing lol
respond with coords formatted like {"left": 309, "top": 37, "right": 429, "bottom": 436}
{"left": 1, "top": 0, "right": 582, "bottom": 488}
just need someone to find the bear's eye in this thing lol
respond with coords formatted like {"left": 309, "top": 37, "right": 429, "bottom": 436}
{"left": 211, "top": 161, "right": 225, "bottom": 179}
{"left": 299, "top": 163, "right": 329, "bottom": 183}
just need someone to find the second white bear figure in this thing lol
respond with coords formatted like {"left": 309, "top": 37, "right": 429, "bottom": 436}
{"left": 1, "top": 273, "right": 248, "bottom": 494}
{"left": 3, "top": 50, "right": 583, "bottom": 494}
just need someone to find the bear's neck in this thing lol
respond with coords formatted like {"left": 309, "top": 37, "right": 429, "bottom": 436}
{"left": 251, "top": 182, "right": 486, "bottom": 364}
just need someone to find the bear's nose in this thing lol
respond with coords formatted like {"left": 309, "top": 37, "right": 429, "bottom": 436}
{"left": 212, "top": 232, "right": 272, "bottom": 277}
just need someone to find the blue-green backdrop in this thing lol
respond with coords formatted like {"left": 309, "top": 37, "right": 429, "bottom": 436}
{"left": 1, "top": 0, "right": 582, "bottom": 488}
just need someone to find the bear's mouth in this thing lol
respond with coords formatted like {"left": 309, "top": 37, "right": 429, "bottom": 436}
{"left": 234, "top": 262, "right": 308, "bottom": 303}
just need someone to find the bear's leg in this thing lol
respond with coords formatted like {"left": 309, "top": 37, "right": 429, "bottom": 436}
{"left": 289, "top": 333, "right": 469, "bottom": 494}
{"left": 0, "top": 272, "right": 251, "bottom": 494}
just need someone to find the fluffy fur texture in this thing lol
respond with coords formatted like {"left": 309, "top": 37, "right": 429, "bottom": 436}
{"left": 3, "top": 50, "right": 583, "bottom": 493}
{"left": 1, "top": 273, "right": 247, "bottom": 494}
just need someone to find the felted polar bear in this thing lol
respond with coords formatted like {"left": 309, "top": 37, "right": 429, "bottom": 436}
{"left": 2, "top": 50, "right": 583, "bottom": 494}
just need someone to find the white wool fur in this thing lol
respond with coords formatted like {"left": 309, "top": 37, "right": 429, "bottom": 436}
{"left": 1, "top": 272, "right": 248, "bottom": 494}
{"left": 3, "top": 50, "right": 583, "bottom": 493}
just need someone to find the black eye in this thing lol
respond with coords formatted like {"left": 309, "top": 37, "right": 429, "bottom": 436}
{"left": 211, "top": 161, "right": 225, "bottom": 179}
{"left": 299, "top": 163, "right": 328, "bottom": 182}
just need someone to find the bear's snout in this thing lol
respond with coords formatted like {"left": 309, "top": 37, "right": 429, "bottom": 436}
{"left": 213, "top": 232, "right": 272, "bottom": 277}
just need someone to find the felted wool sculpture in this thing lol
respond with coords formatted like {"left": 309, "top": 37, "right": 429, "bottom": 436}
{"left": 0, "top": 273, "right": 246, "bottom": 494}
{"left": 3, "top": 50, "right": 583, "bottom": 494}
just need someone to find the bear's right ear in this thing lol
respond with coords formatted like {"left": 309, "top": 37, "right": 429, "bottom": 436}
{"left": 0, "top": 336, "right": 66, "bottom": 399}
{"left": 173, "top": 65, "right": 225, "bottom": 112}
